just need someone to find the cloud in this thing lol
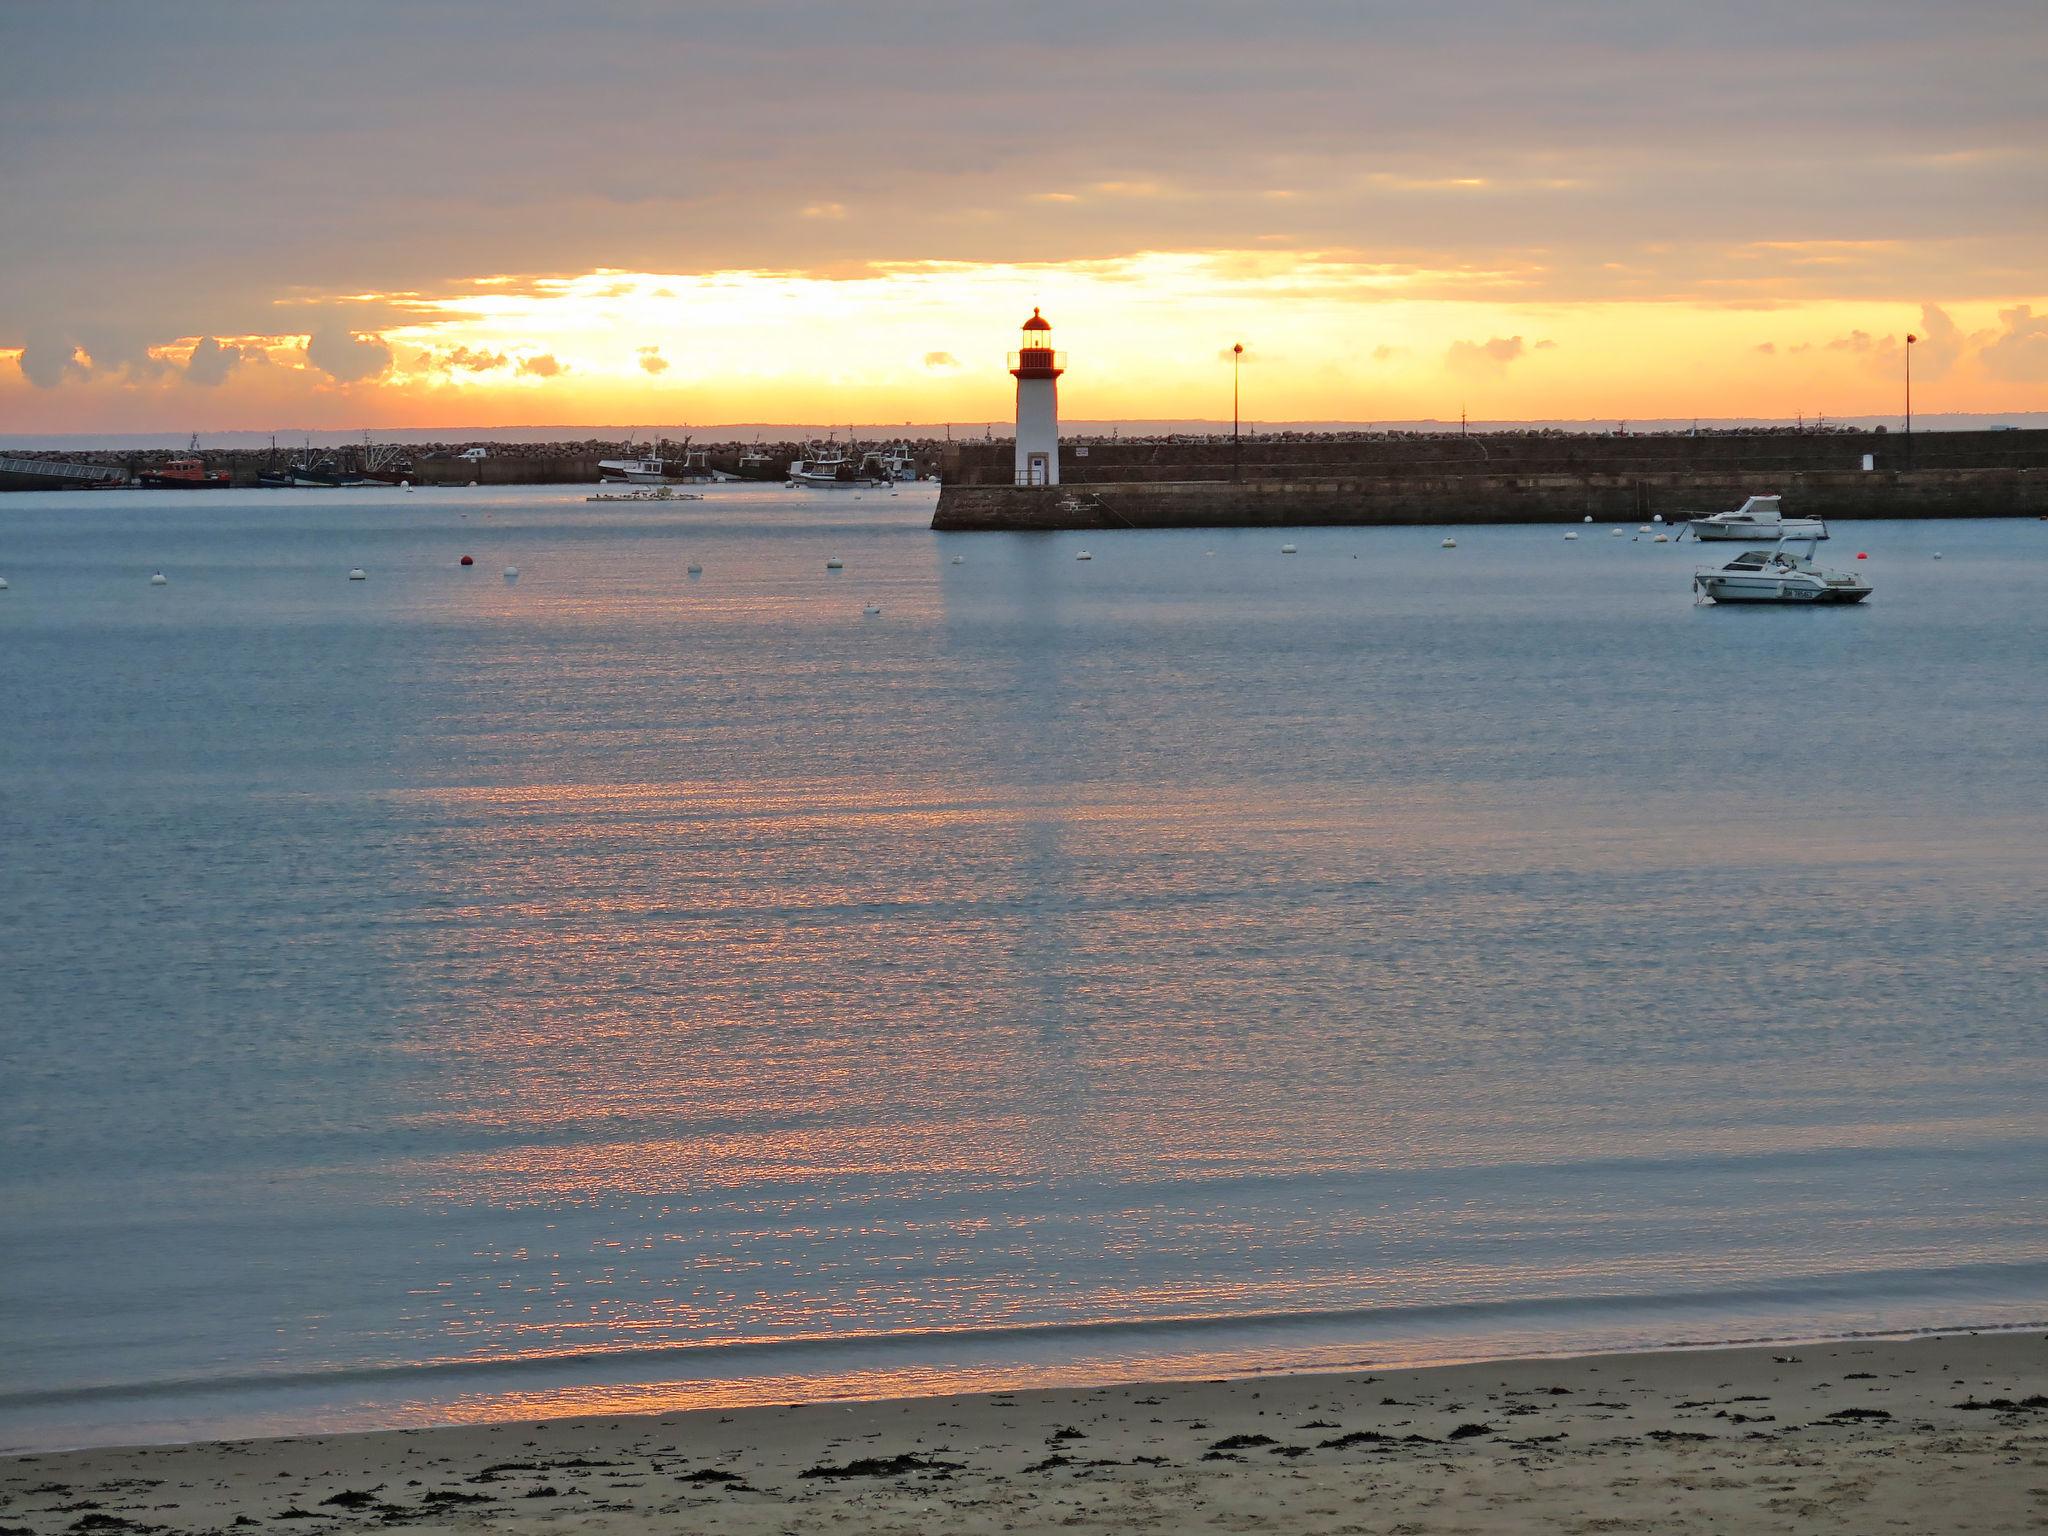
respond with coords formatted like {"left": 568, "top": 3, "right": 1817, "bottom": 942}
{"left": 305, "top": 325, "right": 393, "bottom": 383}
{"left": 1812, "top": 305, "right": 1964, "bottom": 376}
{"left": 183, "top": 335, "right": 245, "bottom": 385}
{"left": 1911, "top": 302, "right": 1965, "bottom": 377}
{"left": 16, "top": 334, "right": 90, "bottom": 389}
{"left": 1979, "top": 304, "right": 2048, "bottom": 381}
{"left": 1445, "top": 335, "right": 1527, "bottom": 372}
{"left": 1533, "top": 338, "right": 1558, "bottom": 350}
{"left": 801, "top": 202, "right": 847, "bottom": 220}
{"left": 923, "top": 351, "right": 959, "bottom": 370}
{"left": 638, "top": 345, "right": 670, "bottom": 375}
{"left": 517, "top": 352, "right": 564, "bottom": 377}
{"left": 1371, "top": 344, "right": 1407, "bottom": 361}
{"left": 435, "top": 345, "right": 509, "bottom": 373}
{"left": 1754, "top": 341, "right": 1776, "bottom": 354}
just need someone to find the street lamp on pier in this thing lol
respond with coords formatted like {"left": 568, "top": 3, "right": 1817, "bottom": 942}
{"left": 1905, "top": 331, "right": 1917, "bottom": 469}
{"left": 1232, "top": 343, "right": 1244, "bottom": 482}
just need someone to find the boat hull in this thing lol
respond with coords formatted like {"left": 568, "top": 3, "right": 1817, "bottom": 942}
{"left": 1692, "top": 520, "right": 1829, "bottom": 540}
{"left": 1697, "top": 576, "right": 1870, "bottom": 603}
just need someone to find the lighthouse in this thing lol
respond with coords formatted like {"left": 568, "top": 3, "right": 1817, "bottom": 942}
{"left": 1010, "top": 307, "right": 1063, "bottom": 486}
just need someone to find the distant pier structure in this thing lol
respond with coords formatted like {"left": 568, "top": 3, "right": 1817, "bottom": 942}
{"left": 0, "top": 455, "right": 127, "bottom": 491}
{"left": 1010, "top": 308, "right": 1063, "bottom": 487}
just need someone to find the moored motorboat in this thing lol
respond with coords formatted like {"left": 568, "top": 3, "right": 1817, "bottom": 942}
{"left": 1693, "top": 542, "right": 1871, "bottom": 604}
{"left": 1687, "top": 494, "right": 1828, "bottom": 541}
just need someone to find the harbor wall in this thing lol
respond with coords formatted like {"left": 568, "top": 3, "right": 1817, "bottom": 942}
{"left": 939, "top": 428, "right": 2048, "bottom": 487}
{"left": 931, "top": 467, "right": 2048, "bottom": 532}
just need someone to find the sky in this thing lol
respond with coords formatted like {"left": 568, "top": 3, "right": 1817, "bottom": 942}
{"left": 2, "top": 0, "right": 2045, "bottom": 433}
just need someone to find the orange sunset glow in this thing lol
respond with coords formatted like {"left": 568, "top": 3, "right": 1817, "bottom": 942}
{"left": 4, "top": 6, "right": 2044, "bottom": 433}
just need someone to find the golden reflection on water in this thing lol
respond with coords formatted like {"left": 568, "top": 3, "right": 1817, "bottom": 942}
{"left": 353, "top": 764, "right": 2048, "bottom": 1418}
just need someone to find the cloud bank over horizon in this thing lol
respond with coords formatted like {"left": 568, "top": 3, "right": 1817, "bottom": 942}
{"left": 3, "top": 0, "right": 2044, "bottom": 429}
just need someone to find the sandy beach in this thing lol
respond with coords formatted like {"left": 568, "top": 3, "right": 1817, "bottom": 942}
{"left": 4, "top": 1332, "right": 2042, "bottom": 1534}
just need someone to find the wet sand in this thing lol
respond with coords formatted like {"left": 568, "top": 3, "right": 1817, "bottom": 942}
{"left": 3, "top": 1332, "right": 2043, "bottom": 1534}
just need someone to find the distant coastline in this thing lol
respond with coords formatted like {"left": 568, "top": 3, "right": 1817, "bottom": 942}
{"left": 3, "top": 411, "right": 2043, "bottom": 454}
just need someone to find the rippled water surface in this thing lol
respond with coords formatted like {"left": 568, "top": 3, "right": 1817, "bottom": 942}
{"left": 2, "top": 485, "right": 2043, "bottom": 1450}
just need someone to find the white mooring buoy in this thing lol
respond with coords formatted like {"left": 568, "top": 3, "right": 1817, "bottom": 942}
{"left": 150, "top": 571, "right": 168, "bottom": 585}
{"left": 687, "top": 563, "right": 702, "bottom": 575}
{"left": 1637, "top": 524, "right": 1651, "bottom": 533}
{"left": 0, "top": 576, "right": 9, "bottom": 591}
{"left": 826, "top": 558, "right": 844, "bottom": 570}
{"left": 1653, "top": 534, "right": 1669, "bottom": 543}
{"left": 1442, "top": 537, "right": 1457, "bottom": 548}
{"left": 864, "top": 604, "right": 882, "bottom": 616}
{"left": 1281, "top": 543, "right": 1297, "bottom": 554}
{"left": 1611, "top": 528, "right": 1625, "bottom": 537}
{"left": 951, "top": 555, "right": 964, "bottom": 564}
{"left": 1076, "top": 550, "right": 1092, "bottom": 561}
{"left": 1933, "top": 552, "right": 1943, "bottom": 560}
{"left": 348, "top": 568, "right": 367, "bottom": 581}
{"left": 1583, "top": 515, "right": 1594, "bottom": 523}
{"left": 503, "top": 565, "right": 519, "bottom": 579}
{"left": 1652, "top": 513, "right": 1665, "bottom": 523}
{"left": 1564, "top": 531, "right": 1579, "bottom": 540}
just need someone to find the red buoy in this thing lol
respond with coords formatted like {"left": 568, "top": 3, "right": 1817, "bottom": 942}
{"left": 460, "top": 555, "right": 474, "bottom": 566}
{"left": 1856, "top": 552, "right": 1868, "bottom": 559}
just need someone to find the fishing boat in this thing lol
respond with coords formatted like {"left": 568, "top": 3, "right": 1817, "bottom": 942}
{"left": 356, "top": 440, "right": 415, "bottom": 486}
{"left": 599, "top": 438, "right": 722, "bottom": 484}
{"left": 1687, "top": 495, "right": 1828, "bottom": 541}
{"left": 874, "top": 443, "right": 921, "bottom": 481}
{"left": 1693, "top": 541, "right": 1871, "bottom": 604}
{"left": 787, "top": 451, "right": 882, "bottom": 488}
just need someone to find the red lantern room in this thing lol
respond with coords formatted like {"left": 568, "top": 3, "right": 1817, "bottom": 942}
{"left": 1009, "top": 308, "right": 1065, "bottom": 380}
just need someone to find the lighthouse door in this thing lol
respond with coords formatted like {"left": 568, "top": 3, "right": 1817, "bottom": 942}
{"left": 1025, "top": 452, "right": 1050, "bottom": 487}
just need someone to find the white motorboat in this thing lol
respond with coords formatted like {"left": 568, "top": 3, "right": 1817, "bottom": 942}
{"left": 1693, "top": 542, "right": 1871, "bottom": 604}
{"left": 1687, "top": 494, "right": 1828, "bottom": 541}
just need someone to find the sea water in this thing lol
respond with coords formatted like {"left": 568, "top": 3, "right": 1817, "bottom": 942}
{"left": 1, "top": 484, "right": 2043, "bottom": 1450}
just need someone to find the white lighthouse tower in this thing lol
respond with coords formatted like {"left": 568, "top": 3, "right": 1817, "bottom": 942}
{"left": 1010, "top": 307, "right": 1063, "bottom": 486}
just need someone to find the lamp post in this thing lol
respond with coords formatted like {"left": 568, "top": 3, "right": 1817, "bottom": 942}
{"left": 1232, "top": 342, "right": 1244, "bottom": 482}
{"left": 1904, "top": 331, "right": 1917, "bottom": 469}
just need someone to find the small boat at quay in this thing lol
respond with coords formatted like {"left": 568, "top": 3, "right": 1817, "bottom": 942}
{"left": 586, "top": 486, "right": 704, "bottom": 502}
{"left": 138, "top": 435, "right": 230, "bottom": 489}
{"left": 1693, "top": 541, "right": 1872, "bottom": 604}
{"left": 1687, "top": 494, "right": 1828, "bottom": 541}
{"left": 138, "top": 456, "right": 229, "bottom": 489}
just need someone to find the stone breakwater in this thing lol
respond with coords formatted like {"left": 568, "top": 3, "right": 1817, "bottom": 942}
{"left": 933, "top": 468, "right": 2048, "bottom": 536}
{"left": 932, "top": 469, "right": 2048, "bottom": 530}
{"left": 932, "top": 427, "right": 2048, "bottom": 529}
